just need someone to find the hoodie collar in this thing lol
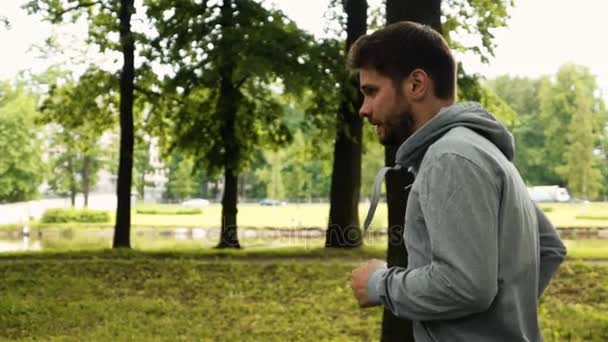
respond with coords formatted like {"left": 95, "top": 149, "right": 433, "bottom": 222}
{"left": 362, "top": 102, "right": 514, "bottom": 235}
{"left": 395, "top": 102, "right": 515, "bottom": 169}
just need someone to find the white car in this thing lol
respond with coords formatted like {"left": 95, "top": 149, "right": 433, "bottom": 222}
{"left": 180, "top": 198, "right": 210, "bottom": 207}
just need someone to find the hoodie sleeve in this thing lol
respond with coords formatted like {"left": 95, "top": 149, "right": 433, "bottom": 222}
{"left": 367, "top": 153, "right": 499, "bottom": 321}
{"left": 534, "top": 204, "right": 567, "bottom": 297}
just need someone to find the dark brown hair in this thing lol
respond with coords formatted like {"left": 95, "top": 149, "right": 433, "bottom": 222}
{"left": 348, "top": 21, "right": 456, "bottom": 99}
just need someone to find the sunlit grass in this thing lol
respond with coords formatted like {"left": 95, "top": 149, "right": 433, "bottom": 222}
{"left": 2, "top": 202, "right": 607, "bottom": 231}
{"left": 563, "top": 239, "right": 608, "bottom": 260}
{"left": 540, "top": 202, "right": 608, "bottom": 228}
{"left": 130, "top": 203, "right": 389, "bottom": 229}
{"left": 131, "top": 202, "right": 608, "bottom": 229}
{"left": 3, "top": 231, "right": 608, "bottom": 260}
{"left": 0, "top": 251, "right": 605, "bottom": 341}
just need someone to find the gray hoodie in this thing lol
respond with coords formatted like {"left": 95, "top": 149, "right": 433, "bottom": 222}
{"left": 364, "top": 102, "right": 567, "bottom": 342}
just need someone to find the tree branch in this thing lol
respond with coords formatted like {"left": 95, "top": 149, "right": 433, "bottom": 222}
{"left": 53, "top": 0, "right": 108, "bottom": 20}
{"left": 235, "top": 76, "right": 249, "bottom": 90}
{"left": 134, "top": 85, "right": 161, "bottom": 99}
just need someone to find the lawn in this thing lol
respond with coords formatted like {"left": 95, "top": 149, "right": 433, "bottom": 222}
{"left": 0, "top": 250, "right": 606, "bottom": 341}
{"left": 2, "top": 202, "right": 608, "bottom": 231}
{"left": 131, "top": 203, "right": 390, "bottom": 230}
{"left": 3, "top": 202, "right": 601, "bottom": 231}
{"left": 539, "top": 202, "right": 608, "bottom": 228}
{"left": 4, "top": 227, "right": 608, "bottom": 260}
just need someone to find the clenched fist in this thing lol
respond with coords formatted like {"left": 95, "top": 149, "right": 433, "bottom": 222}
{"left": 350, "top": 259, "right": 387, "bottom": 308}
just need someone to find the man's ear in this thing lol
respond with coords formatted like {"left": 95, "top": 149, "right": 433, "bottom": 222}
{"left": 408, "top": 69, "right": 430, "bottom": 100}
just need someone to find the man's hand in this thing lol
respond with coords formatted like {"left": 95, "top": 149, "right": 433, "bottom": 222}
{"left": 350, "top": 259, "right": 387, "bottom": 308}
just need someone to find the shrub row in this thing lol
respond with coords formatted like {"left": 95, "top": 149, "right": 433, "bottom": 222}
{"left": 41, "top": 208, "right": 111, "bottom": 224}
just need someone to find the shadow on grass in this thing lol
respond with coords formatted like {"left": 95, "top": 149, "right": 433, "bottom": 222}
{"left": 0, "top": 244, "right": 389, "bottom": 262}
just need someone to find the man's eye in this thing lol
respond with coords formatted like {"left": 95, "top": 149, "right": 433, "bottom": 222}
{"left": 363, "top": 89, "right": 376, "bottom": 97}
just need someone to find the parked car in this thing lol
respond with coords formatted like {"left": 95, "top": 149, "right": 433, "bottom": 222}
{"left": 527, "top": 186, "right": 570, "bottom": 203}
{"left": 259, "top": 199, "right": 287, "bottom": 206}
{"left": 180, "top": 198, "right": 210, "bottom": 207}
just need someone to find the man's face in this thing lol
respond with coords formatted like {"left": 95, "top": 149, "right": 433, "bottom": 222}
{"left": 358, "top": 68, "right": 415, "bottom": 146}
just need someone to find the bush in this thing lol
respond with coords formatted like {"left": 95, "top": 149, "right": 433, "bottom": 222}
{"left": 41, "top": 208, "right": 111, "bottom": 224}
{"left": 541, "top": 207, "right": 554, "bottom": 213}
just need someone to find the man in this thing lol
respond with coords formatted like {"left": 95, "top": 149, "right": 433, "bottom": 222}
{"left": 349, "top": 21, "right": 567, "bottom": 341}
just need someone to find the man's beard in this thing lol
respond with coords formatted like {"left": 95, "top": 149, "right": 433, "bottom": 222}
{"left": 379, "top": 106, "right": 416, "bottom": 147}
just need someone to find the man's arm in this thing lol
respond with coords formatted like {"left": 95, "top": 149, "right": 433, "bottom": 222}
{"left": 367, "top": 153, "right": 500, "bottom": 321}
{"left": 534, "top": 204, "right": 567, "bottom": 297}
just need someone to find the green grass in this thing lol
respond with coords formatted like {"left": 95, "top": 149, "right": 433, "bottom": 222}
{"left": 540, "top": 202, "right": 608, "bottom": 228}
{"left": 575, "top": 215, "right": 608, "bottom": 221}
{"left": 134, "top": 203, "right": 203, "bottom": 215}
{"left": 2, "top": 202, "right": 608, "bottom": 231}
{"left": 129, "top": 203, "right": 389, "bottom": 229}
{"left": 0, "top": 250, "right": 606, "bottom": 341}
{"left": 3, "top": 230, "right": 608, "bottom": 260}
{"left": 563, "top": 239, "right": 608, "bottom": 260}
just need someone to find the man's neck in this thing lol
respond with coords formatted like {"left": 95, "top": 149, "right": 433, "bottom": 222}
{"left": 414, "top": 98, "right": 454, "bottom": 130}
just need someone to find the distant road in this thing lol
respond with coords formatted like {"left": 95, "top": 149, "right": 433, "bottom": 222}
{"left": 0, "top": 194, "right": 117, "bottom": 225}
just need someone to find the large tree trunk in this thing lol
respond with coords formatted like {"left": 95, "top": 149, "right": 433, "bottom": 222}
{"left": 325, "top": 0, "right": 367, "bottom": 248}
{"left": 113, "top": 0, "right": 135, "bottom": 248}
{"left": 382, "top": 1, "right": 442, "bottom": 341}
{"left": 82, "top": 155, "right": 90, "bottom": 208}
{"left": 216, "top": 0, "right": 240, "bottom": 249}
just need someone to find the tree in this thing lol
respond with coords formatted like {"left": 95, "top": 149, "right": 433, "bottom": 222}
{"left": 324, "top": 0, "right": 367, "bottom": 248}
{"left": 599, "top": 125, "right": 608, "bottom": 200}
{"left": 545, "top": 72, "right": 606, "bottom": 199}
{"left": 113, "top": 0, "right": 136, "bottom": 248}
{"left": 282, "top": 130, "right": 333, "bottom": 201}
{"left": 45, "top": 127, "right": 105, "bottom": 207}
{"left": 25, "top": 0, "right": 138, "bottom": 248}
{"left": 132, "top": 135, "right": 156, "bottom": 200}
{"left": 46, "top": 128, "right": 80, "bottom": 206}
{"left": 0, "top": 82, "right": 44, "bottom": 203}
{"left": 539, "top": 64, "right": 607, "bottom": 199}
{"left": 382, "top": 2, "right": 441, "bottom": 340}
{"left": 164, "top": 153, "right": 196, "bottom": 202}
{"left": 144, "top": 0, "right": 337, "bottom": 248}
{"left": 555, "top": 78, "right": 604, "bottom": 199}
{"left": 488, "top": 76, "right": 549, "bottom": 185}
{"left": 37, "top": 68, "right": 116, "bottom": 207}
{"left": 255, "top": 150, "right": 287, "bottom": 200}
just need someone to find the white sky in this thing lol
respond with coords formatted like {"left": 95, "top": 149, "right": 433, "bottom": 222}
{"left": 1, "top": 0, "right": 607, "bottom": 99}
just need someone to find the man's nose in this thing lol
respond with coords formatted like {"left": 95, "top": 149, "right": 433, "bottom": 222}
{"left": 359, "top": 99, "right": 371, "bottom": 119}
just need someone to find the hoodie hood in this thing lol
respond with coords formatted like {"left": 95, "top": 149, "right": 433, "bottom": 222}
{"left": 362, "top": 102, "right": 514, "bottom": 234}
{"left": 396, "top": 102, "right": 515, "bottom": 169}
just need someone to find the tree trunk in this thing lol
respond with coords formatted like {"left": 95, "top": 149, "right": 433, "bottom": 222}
{"left": 82, "top": 154, "right": 90, "bottom": 208}
{"left": 218, "top": 167, "right": 240, "bottom": 248}
{"left": 201, "top": 175, "right": 209, "bottom": 198}
{"left": 68, "top": 155, "right": 77, "bottom": 207}
{"left": 325, "top": 0, "right": 367, "bottom": 248}
{"left": 238, "top": 175, "right": 246, "bottom": 200}
{"left": 140, "top": 172, "right": 145, "bottom": 200}
{"left": 113, "top": 0, "right": 135, "bottom": 249}
{"left": 386, "top": 0, "right": 442, "bottom": 28}
{"left": 382, "top": 1, "right": 442, "bottom": 341}
{"left": 216, "top": 0, "right": 240, "bottom": 249}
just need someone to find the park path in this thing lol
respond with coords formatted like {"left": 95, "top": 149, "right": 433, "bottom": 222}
{"left": 0, "top": 194, "right": 117, "bottom": 225}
